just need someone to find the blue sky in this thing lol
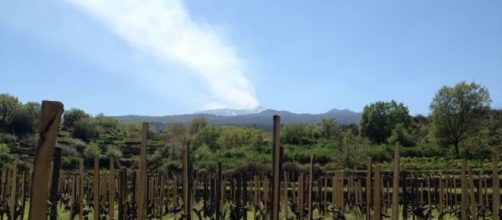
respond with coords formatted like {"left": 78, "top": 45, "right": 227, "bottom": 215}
{"left": 1, "top": 0, "right": 501, "bottom": 116}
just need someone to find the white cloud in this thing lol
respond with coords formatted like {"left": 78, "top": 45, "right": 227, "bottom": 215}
{"left": 67, "top": 0, "right": 259, "bottom": 110}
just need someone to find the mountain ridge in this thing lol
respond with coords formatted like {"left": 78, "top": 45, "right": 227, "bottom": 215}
{"left": 113, "top": 108, "right": 361, "bottom": 131}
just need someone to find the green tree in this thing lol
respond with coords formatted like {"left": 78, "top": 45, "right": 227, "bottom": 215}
{"left": 0, "top": 94, "right": 21, "bottom": 132}
{"left": 0, "top": 143, "right": 9, "bottom": 154}
{"left": 105, "top": 145, "right": 123, "bottom": 159}
{"left": 72, "top": 118, "right": 98, "bottom": 142}
{"left": 320, "top": 118, "right": 338, "bottom": 139}
{"left": 217, "top": 127, "right": 262, "bottom": 148}
{"left": 160, "top": 123, "right": 190, "bottom": 159}
{"left": 387, "top": 123, "right": 414, "bottom": 147}
{"left": 360, "top": 100, "right": 412, "bottom": 144}
{"left": 486, "top": 110, "right": 502, "bottom": 147}
{"left": 305, "top": 123, "right": 322, "bottom": 140}
{"left": 430, "top": 81, "right": 491, "bottom": 156}
{"left": 94, "top": 114, "right": 125, "bottom": 137}
{"left": 336, "top": 130, "right": 369, "bottom": 169}
{"left": 281, "top": 124, "right": 310, "bottom": 145}
{"left": 23, "top": 101, "right": 40, "bottom": 128}
{"left": 63, "top": 108, "right": 90, "bottom": 131}
{"left": 190, "top": 117, "right": 208, "bottom": 135}
{"left": 83, "top": 142, "right": 101, "bottom": 159}
{"left": 9, "top": 107, "right": 37, "bottom": 136}
{"left": 193, "top": 126, "right": 221, "bottom": 151}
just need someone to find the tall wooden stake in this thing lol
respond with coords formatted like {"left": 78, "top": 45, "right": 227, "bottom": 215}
{"left": 366, "top": 157, "right": 372, "bottom": 220}
{"left": 271, "top": 115, "right": 281, "bottom": 220}
{"left": 182, "top": 144, "right": 192, "bottom": 220}
{"left": 28, "top": 101, "right": 63, "bottom": 220}
{"left": 79, "top": 159, "right": 84, "bottom": 220}
{"left": 373, "top": 165, "right": 382, "bottom": 220}
{"left": 460, "top": 159, "right": 467, "bottom": 220}
{"left": 9, "top": 160, "right": 17, "bottom": 220}
{"left": 109, "top": 158, "right": 116, "bottom": 220}
{"left": 299, "top": 173, "right": 304, "bottom": 220}
{"left": 467, "top": 166, "right": 477, "bottom": 220}
{"left": 137, "top": 122, "right": 148, "bottom": 220}
{"left": 493, "top": 150, "right": 500, "bottom": 219}
{"left": 49, "top": 147, "right": 62, "bottom": 220}
{"left": 308, "top": 154, "right": 314, "bottom": 220}
{"left": 391, "top": 142, "right": 400, "bottom": 220}
{"left": 93, "top": 155, "right": 100, "bottom": 220}
{"left": 284, "top": 171, "right": 289, "bottom": 219}
{"left": 216, "top": 162, "right": 222, "bottom": 220}
{"left": 119, "top": 168, "right": 127, "bottom": 220}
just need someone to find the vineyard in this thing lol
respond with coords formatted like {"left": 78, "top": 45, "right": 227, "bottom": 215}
{"left": 0, "top": 101, "right": 498, "bottom": 220}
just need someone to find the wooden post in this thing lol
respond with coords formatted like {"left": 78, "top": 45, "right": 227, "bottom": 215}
{"left": 338, "top": 172, "right": 344, "bottom": 210}
{"left": 402, "top": 172, "right": 408, "bottom": 220}
{"left": 93, "top": 155, "right": 100, "bottom": 220}
{"left": 78, "top": 159, "right": 84, "bottom": 220}
{"left": 308, "top": 154, "right": 314, "bottom": 220}
{"left": 9, "top": 160, "right": 17, "bottom": 220}
{"left": 264, "top": 176, "right": 270, "bottom": 209}
{"left": 366, "top": 157, "right": 372, "bottom": 220}
{"left": 427, "top": 176, "right": 431, "bottom": 212}
{"left": 323, "top": 176, "right": 328, "bottom": 214}
{"left": 216, "top": 162, "right": 222, "bottom": 220}
{"left": 271, "top": 115, "right": 281, "bottom": 220}
{"left": 460, "top": 159, "right": 467, "bottom": 220}
{"left": 20, "top": 171, "right": 28, "bottom": 220}
{"left": 291, "top": 173, "right": 296, "bottom": 206}
{"left": 159, "top": 174, "right": 165, "bottom": 218}
{"left": 137, "top": 122, "right": 148, "bottom": 220}
{"left": 373, "top": 165, "right": 382, "bottom": 220}
{"left": 493, "top": 150, "right": 500, "bottom": 219}
{"left": 28, "top": 101, "right": 64, "bottom": 220}
{"left": 444, "top": 172, "right": 451, "bottom": 212}
{"left": 438, "top": 176, "right": 444, "bottom": 215}
{"left": 332, "top": 175, "right": 336, "bottom": 209}
{"left": 467, "top": 166, "right": 477, "bottom": 220}
{"left": 479, "top": 176, "right": 484, "bottom": 210}
{"left": 391, "top": 143, "right": 400, "bottom": 220}
{"left": 119, "top": 168, "right": 127, "bottom": 220}
{"left": 299, "top": 173, "right": 304, "bottom": 220}
{"left": 49, "top": 147, "right": 62, "bottom": 220}
{"left": 254, "top": 175, "right": 260, "bottom": 208}
{"left": 182, "top": 144, "right": 192, "bottom": 220}
{"left": 334, "top": 171, "right": 344, "bottom": 210}
{"left": 485, "top": 177, "right": 489, "bottom": 210}
{"left": 109, "top": 158, "right": 116, "bottom": 220}
{"left": 284, "top": 171, "right": 289, "bottom": 219}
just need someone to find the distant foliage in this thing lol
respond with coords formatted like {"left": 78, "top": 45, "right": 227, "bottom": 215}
{"left": 190, "top": 117, "right": 208, "bottom": 135}
{"left": 83, "top": 142, "right": 101, "bottom": 159}
{"left": 106, "top": 145, "right": 123, "bottom": 159}
{"left": 72, "top": 118, "right": 99, "bottom": 142}
{"left": 360, "top": 100, "right": 412, "bottom": 144}
{"left": 0, "top": 94, "right": 39, "bottom": 135}
{"left": 0, "top": 94, "right": 20, "bottom": 132}
{"left": 63, "top": 108, "right": 91, "bottom": 131}
{"left": 281, "top": 123, "right": 310, "bottom": 145}
{"left": 193, "top": 126, "right": 220, "bottom": 151}
{"left": 217, "top": 126, "right": 262, "bottom": 148}
{"left": 320, "top": 118, "right": 338, "bottom": 139}
{"left": 387, "top": 123, "right": 414, "bottom": 147}
{"left": 0, "top": 143, "right": 9, "bottom": 154}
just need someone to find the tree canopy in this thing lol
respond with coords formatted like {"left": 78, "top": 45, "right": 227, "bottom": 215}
{"left": 360, "top": 100, "right": 412, "bottom": 144}
{"left": 430, "top": 81, "right": 491, "bottom": 156}
{"left": 63, "top": 108, "right": 91, "bottom": 131}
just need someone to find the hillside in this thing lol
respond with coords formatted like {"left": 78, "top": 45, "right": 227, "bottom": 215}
{"left": 113, "top": 108, "right": 361, "bottom": 130}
